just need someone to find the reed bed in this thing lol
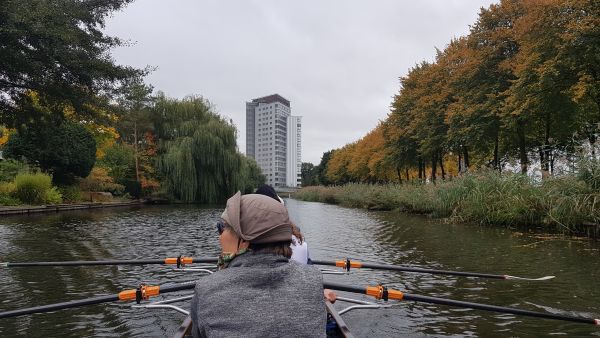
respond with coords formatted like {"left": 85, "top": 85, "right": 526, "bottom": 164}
{"left": 294, "top": 170, "right": 600, "bottom": 238}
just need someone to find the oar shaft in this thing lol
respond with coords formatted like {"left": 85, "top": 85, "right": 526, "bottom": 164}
{"left": 5, "top": 259, "right": 165, "bottom": 267}
{"left": 361, "top": 262, "right": 506, "bottom": 279}
{"left": 312, "top": 259, "right": 506, "bottom": 279}
{"left": 0, "top": 294, "right": 119, "bottom": 319}
{"left": 2, "top": 257, "right": 218, "bottom": 267}
{"left": 0, "top": 283, "right": 197, "bottom": 319}
{"left": 403, "top": 293, "right": 598, "bottom": 325}
{"left": 323, "top": 282, "right": 363, "bottom": 294}
{"left": 323, "top": 282, "right": 599, "bottom": 326}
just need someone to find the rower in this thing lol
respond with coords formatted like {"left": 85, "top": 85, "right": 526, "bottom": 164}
{"left": 190, "top": 192, "right": 326, "bottom": 338}
{"left": 255, "top": 184, "right": 310, "bottom": 264}
{"left": 254, "top": 184, "right": 337, "bottom": 303}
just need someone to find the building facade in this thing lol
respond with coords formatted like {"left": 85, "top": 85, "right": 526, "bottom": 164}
{"left": 246, "top": 94, "right": 302, "bottom": 188}
{"left": 286, "top": 115, "right": 302, "bottom": 187}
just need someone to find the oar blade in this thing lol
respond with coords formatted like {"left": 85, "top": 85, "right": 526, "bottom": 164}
{"left": 504, "top": 275, "right": 556, "bottom": 281}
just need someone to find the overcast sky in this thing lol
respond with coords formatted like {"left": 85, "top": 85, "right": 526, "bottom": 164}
{"left": 104, "top": 0, "right": 498, "bottom": 164}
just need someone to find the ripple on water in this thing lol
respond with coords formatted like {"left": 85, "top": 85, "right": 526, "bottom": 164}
{"left": 1, "top": 201, "right": 600, "bottom": 337}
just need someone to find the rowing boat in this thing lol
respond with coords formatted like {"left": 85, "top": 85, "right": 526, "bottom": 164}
{"left": 170, "top": 299, "right": 354, "bottom": 338}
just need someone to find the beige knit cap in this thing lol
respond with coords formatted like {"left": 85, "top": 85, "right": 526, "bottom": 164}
{"left": 221, "top": 191, "right": 292, "bottom": 244}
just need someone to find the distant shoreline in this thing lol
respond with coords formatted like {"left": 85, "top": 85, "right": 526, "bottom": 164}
{"left": 0, "top": 200, "right": 142, "bottom": 216}
{"left": 294, "top": 172, "right": 600, "bottom": 240}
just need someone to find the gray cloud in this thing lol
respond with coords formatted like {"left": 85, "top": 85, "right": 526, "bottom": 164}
{"left": 104, "top": 0, "right": 498, "bottom": 164}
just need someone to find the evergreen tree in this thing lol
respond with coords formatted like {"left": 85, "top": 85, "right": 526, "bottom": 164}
{"left": 4, "top": 121, "right": 96, "bottom": 183}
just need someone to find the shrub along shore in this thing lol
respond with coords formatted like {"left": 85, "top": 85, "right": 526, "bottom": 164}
{"left": 294, "top": 170, "right": 600, "bottom": 239}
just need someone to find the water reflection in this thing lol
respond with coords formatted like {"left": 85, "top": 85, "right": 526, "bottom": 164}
{"left": 0, "top": 201, "right": 599, "bottom": 337}
{"left": 0, "top": 206, "right": 222, "bottom": 338}
{"left": 287, "top": 199, "right": 600, "bottom": 337}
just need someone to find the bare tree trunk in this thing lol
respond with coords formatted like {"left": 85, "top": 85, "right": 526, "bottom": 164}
{"left": 406, "top": 168, "right": 409, "bottom": 182}
{"left": 541, "top": 146, "right": 550, "bottom": 179}
{"left": 517, "top": 121, "right": 528, "bottom": 174}
{"left": 493, "top": 133, "right": 500, "bottom": 171}
{"left": 439, "top": 153, "right": 446, "bottom": 180}
{"left": 538, "top": 146, "right": 546, "bottom": 177}
{"left": 541, "top": 115, "right": 551, "bottom": 178}
{"left": 591, "top": 134, "right": 597, "bottom": 159}
{"left": 396, "top": 166, "right": 402, "bottom": 184}
{"left": 458, "top": 152, "right": 462, "bottom": 174}
{"left": 134, "top": 121, "right": 140, "bottom": 182}
{"left": 431, "top": 155, "right": 437, "bottom": 183}
{"left": 463, "top": 145, "right": 470, "bottom": 170}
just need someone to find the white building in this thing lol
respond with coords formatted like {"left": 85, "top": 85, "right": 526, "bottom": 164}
{"left": 286, "top": 115, "right": 302, "bottom": 187}
{"left": 246, "top": 94, "right": 302, "bottom": 188}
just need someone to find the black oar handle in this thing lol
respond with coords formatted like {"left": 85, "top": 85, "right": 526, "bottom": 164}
{"left": 2, "top": 257, "right": 218, "bottom": 267}
{"left": 0, "top": 282, "right": 197, "bottom": 319}
{"left": 323, "top": 282, "right": 599, "bottom": 326}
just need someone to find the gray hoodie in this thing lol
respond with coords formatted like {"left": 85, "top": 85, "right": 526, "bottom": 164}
{"left": 190, "top": 252, "right": 327, "bottom": 338}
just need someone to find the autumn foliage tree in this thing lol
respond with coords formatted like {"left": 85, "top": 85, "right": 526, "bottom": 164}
{"left": 320, "top": 0, "right": 600, "bottom": 185}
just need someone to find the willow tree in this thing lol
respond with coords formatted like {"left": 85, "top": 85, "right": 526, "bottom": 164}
{"left": 152, "top": 94, "right": 251, "bottom": 203}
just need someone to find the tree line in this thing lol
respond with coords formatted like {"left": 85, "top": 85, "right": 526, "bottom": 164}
{"left": 303, "top": 0, "right": 599, "bottom": 186}
{"left": 0, "top": 0, "right": 264, "bottom": 204}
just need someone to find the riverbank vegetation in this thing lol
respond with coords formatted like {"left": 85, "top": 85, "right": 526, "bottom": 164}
{"left": 296, "top": 166, "right": 600, "bottom": 238}
{"left": 0, "top": 0, "right": 264, "bottom": 206}
{"left": 299, "top": 0, "right": 600, "bottom": 238}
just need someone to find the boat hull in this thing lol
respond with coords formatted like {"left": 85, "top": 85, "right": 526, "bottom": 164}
{"left": 172, "top": 301, "right": 353, "bottom": 338}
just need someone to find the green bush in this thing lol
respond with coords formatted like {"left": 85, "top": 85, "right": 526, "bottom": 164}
{"left": 0, "top": 181, "right": 15, "bottom": 194}
{"left": 45, "top": 187, "right": 63, "bottom": 204}
{"left": 79, "top": 167, "right": 125, "bottom": 195}
{"left": 0, "top": 159, "right": 29, "bottom": 182}
{"left": 0, "top": 181, "right": 20, "bottom": 205}
{"left": 577, "top": 158, "right": 600, "bottom": 190}
{"left": 98, "top": 143, "right": 136, "bottom": 183}
{"left": 121, "top": 179, "right": 141, "bottom": 198}
{"left": 14, "top": 172, "right": 62, "bottom": 205}
{"left": 0, "top": 194, "right": 20, "bottom": 205}
{"left": 59, "top": 185, "right": 82, "bottom": 203}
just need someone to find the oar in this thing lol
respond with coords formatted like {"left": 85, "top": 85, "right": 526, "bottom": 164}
{"left": 2, "top": 280, "right": 597, "bottom": 327}
{"left": 0, "top": 256, "right": 218, "bottom": 268}
{"left": 0, "top": 282, "right": 197, "bottom": 319}
{"left": 324, "top": 282, "right": 599, "bottom": 326}
{"left": 3, "top": 257, "right": 554, "bottom": 281}
{"left": 312, "top": 259, "right": 554, "bottom": 281}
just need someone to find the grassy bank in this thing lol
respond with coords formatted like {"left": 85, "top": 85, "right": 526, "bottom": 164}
{"left": 0, "top": 159, "right": 136, "bottom": 206}
{"left": 295, "top": 170, "right": 600, "bottom": 239}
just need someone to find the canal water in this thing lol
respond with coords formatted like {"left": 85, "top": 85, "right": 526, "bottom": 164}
{"left": 0, "top": 199, "right": 599, "bottom": 337}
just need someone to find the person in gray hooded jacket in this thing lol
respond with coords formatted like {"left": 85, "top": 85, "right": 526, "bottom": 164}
{"left": 190, "top": 192, "right": 327, "bottom": 338}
